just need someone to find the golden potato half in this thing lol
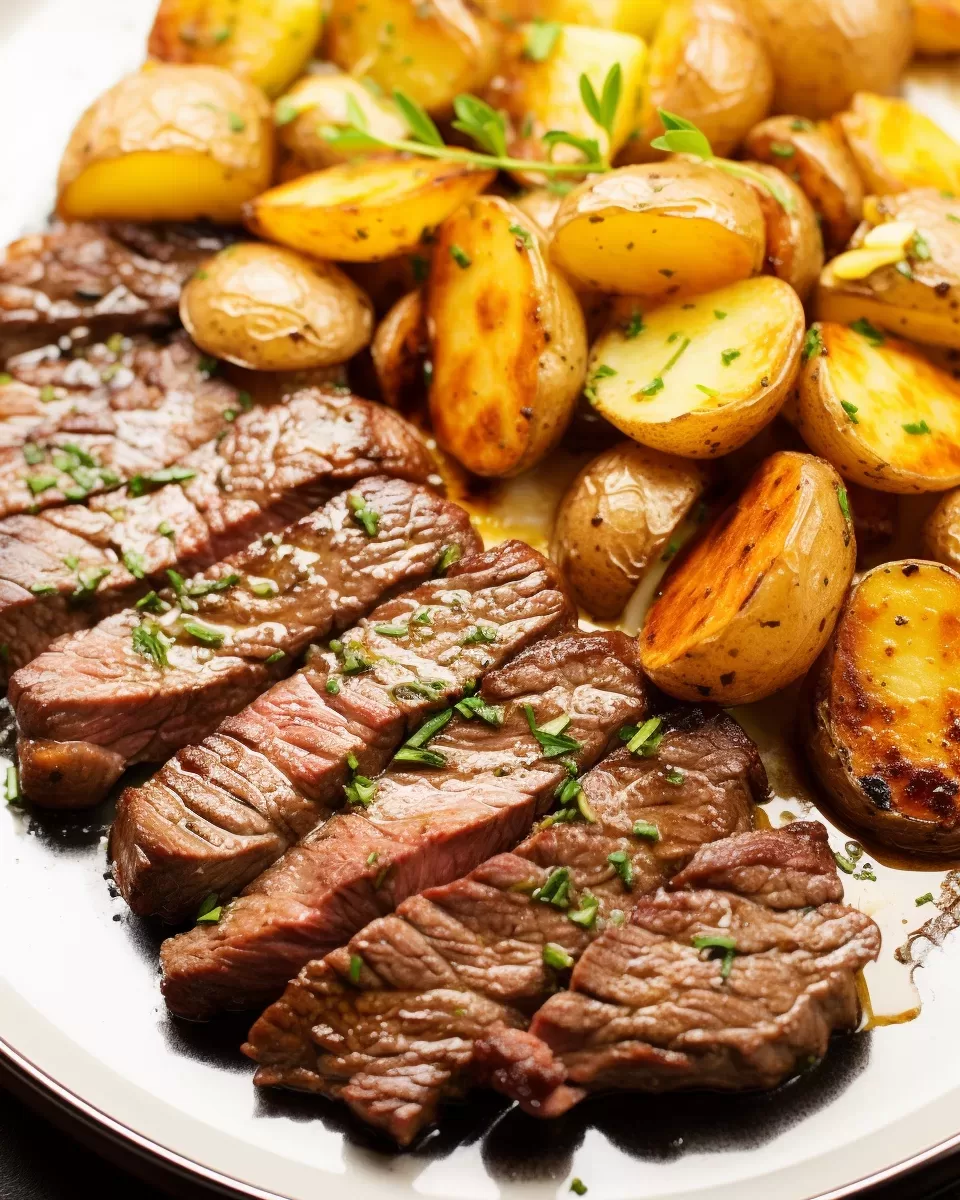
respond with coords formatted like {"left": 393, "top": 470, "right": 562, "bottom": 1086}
{"left": 147, "top": 0, "right": 325, "bottom": 97}
{"left": 549, "top": 161, "right": 766, "bottom": 298}
{"left": 275, "top": 73, "right": 411, "bottom": 170}
{"left": 641, "top": 450, "right": 856, "bottom": 703}
{"left": 245, "top": 158, "right": 495, "bottom": 262}
{"left": 587, "top": 276, "right": 804, "bottom": 458}
{"left": 57, "top": 65, "right": 273, "bottom": 223}
{"left": 551, "top": 442, "right": 705, "bottom": 619}
{"left": 796, "top": 321, "right": 960, "bottom": 493}
{"left": 806, "top": 559, "right": 960, "bottom": 852}
{"left": 180, "top": 242, "right": 373, "bottom": 370}
{"left": 838, "top": 93, "right": 960, "bottom": 197}
{"left": 913, "top": 0, "right": 960, "bottom": 55}
{"left": 427, "top": 196, "right": 587, "bottom": 477}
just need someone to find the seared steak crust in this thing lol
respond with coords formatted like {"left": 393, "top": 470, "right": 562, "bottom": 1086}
{"left": 243, "top": 710, "right": 762, "bottom": 1143}
{"left": 164, "top": 631, "right": 645, "bottom": 1020}
{"left": 11, "top": 478, "right": 476, "bottom": 807}
{"left": 0, "top": 389, "right": 431, "bottom": 681}
{"left": 114, "top": 541, "right": 571, "bottom": 924}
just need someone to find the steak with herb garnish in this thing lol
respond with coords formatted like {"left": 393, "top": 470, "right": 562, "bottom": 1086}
{"left": 115, "top": 540, "right": 574, "bottom": 926}
{"left": 163, "top": 631, "right": 646, "bottom": 1020}
{"left": 11, "top": 478, "right": 476, "bottom": 808}
{"left": 243, "top": 710, "right": 762, "bottom": 1144}
{"left": 0, "top": 333, "right": 241, "bottom": 514}
{"left": 0, "top": 222, "right": 236, "bottom": 356}
{"left": 0, "top": 389, "right": 432, "bottom": 682}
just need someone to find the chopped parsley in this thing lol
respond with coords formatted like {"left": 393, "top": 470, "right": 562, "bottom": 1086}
{"left": 692, "top": 933, "right": 737, "bottom": 979}
{"left": 841, "top": 400, "right": 860, "bottom": 424}
{"left": 721, "top": 348, "right": 741, "bottom": 366}
{"left": 22, "top": 444, "right": 44, "bottom": 466}
{"left": 132, "top": 622, "right": 170, "bottom": 669}
{"left": 524, "top": 18, "right": 561, "bottom": 61}
{"left": 622, "top": 310, "right": 644, "bottom": 339}
{"left": 29, "top": 582, "right": 57, "bottom": 596}
{"left": 836, "top": 485, "right": 851, "bottom": 522}
{"left": 122, "top": 549, "right": 146, "bottom": 580}
{"left": 5, "top": 764, "right": 21, "bottom": 807}
{"left": 265, "top": 650, "right": 285, "bottom": 665}
{"left": 344, "top": 771, "right": 379, "bottom": 807}
{"left": 665, "top": 768, "right": 685, "bottom": 786}
{"left": 393, "top": 708, "right": 452, "bottom": 767}
{"left": 542, "top": 942, "right": 574, "bottom": 970}
{"left": 348, "top": 954, "right": 363, "bottom": 984}
{"left": 696, "top": 384, "right": 719, "bottom": 398}
{"left": 128, "top": 466, "right": 197, "bottom": 497}
{"left": 227, "top": 111, "right": 246, "bottom": 133}
{"left": 509, "top": 222, "right": 533, "bottom": 248}
{"left": 533, "top": 866, "right": 573, "bottom": 909}
{"left": 454, "top": 694, "right": 504, "bottom": 726}
{"left": 196, "top": 894, "right": 222, "bottom": 923}
{"left": 910, "top": 232, "right": 932, "bottom": 261}
{"left": 435, "top": 544, "right": 462, "bottom": 576}
{"left": 903, "top": 420, "right": 931, "bottom": 435}
{"left": 570, "top": 1180, "right": 588, "bottom": 1196}
{"left": 338, "top": 641, "right": 375, "bottom": 675}
{"left": 182, "top": 620, "right": 225, "bottom": 648}
{"left": 714, "top": 310, "right": 727, "bottom": 320}
{"left": 802, "top": 326, "right": 824, "bottom": 361}
{"left": 632, "top": 820, "right": 660, "bottom": 841}
{"left": 638, "top": 376, "right": 664, "bottom": 397}
{"left": 462, "top": 625, "right": 497, "bottom": 645}
{"left": 393, "top": 746, "right": 446, "bottom": 767}
{"left": 348, "top": 491, "right": 380, "bottom": 536}
{"left": 412, "top": 608, "right": 432, "bottom": 625}
{"left": 525, "top": 705, "right": 583, "bottom": 758}
{"left": 374, "top": 624, "right": 408, "bottom": 638}
{"left": 850, "top": 317, "right": 885, "bottom": 346}
{"left": 769, "top": 141, "right": 795, "bottom": 158}
{"left": 916, "top": 893, "right": 935, "bottom": 907}
{"left": 567, "top": 892, "right": 599, "bottom": 930}
{"left": 135, "top": 591, "right": 168, "bottom": 614}
{"left": 626, "top": 717, "right": 663, "bottom": 757}
{"left": 450, "top": 244, "right": 472, "bottom": 269}
{"left": 607, "top": 850, "right": 634, "bottom": 890}
{"left": 157, "top": 520, "right": 175, "bottom": 539}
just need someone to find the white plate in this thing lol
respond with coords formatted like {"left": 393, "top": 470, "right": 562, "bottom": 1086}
{"left": 3, "top": 4, "right": 960, "bottom": 1197}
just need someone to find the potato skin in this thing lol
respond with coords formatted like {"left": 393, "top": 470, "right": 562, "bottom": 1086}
{"left": 371, "top": 289, "right": 428, "bottom": 409}
{"left": 744, "top": 162, "right": 823, "bottom": 301}
{"left": 180, "top": 242, "right": 373, "bottom": 370}
{"left": 640, "top": 450, "right": 856, "bottom": 703}
{"left": 550, "top": 443, "right": 706, "bottom": 619}
{"left": 923, "top": 488, "right": 960, "bottom": 570}
{"left": 275, "top": 73, "right": 410, "bottom": 170}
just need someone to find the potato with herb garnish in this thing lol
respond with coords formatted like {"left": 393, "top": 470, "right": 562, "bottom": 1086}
{"left": 585, "top": 276, "right": 804, "bottom": 458}
{"left": 56, "top": 65, "right": 273, "bottom": 223}
{"left": 640, "top": 450, "right": 856, "bottom": 703}
{"left": 837, "top": 93, "right": 960, "bottom": 197}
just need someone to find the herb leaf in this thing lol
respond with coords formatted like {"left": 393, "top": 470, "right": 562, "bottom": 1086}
{"left": 524, "top": 19, "right": 561, "bottom": 62}
{"left": 525, "top": 704, "right": 583, "bottom": 758}
{"left": 392, "top": 89, "right": 444, "bottom": 147}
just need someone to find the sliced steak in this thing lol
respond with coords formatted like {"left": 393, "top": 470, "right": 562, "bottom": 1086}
{"left": 516, "top": 822, "right": 880, "bottom": 1110}
{"left": 0, "top": 222, "right": 235, "bottom": 356}
{"left": 11, "top": 478, "right": 477, "bottom": 807}
{"left": 243, "top": 710, "right": 762, "bottom": 1143}
{"left": 163, "top": 632, "right": 646, "bottom": 1020}
{"left": 120, "top": 541, "right": 574, "bottom": 925}
{"left": 0, "top": 333, "right": 240, "bottom": 514}
{"left": 0, "top": 389, "right": 431, "bottom": 682}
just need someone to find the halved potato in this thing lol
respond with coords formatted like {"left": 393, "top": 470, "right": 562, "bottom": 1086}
{"left": 743, "top": 162, "right": 823, "bottom": 301}
{"left": 913, "top": 1, "right": 960, "bottom": 55}
{"left": 180, "top": 242, "right": 373, "bottom": 370}
{"left": 371, "top": 289, "right": 428, "bottom": 408}
{"left": 622, "top": 0, "right": 774, "bottom": 164}
{"left": 57, "top": 65, "right": 273, "bottom": 223}
{"left": 586, "top": 276, "right": 804, "bottom": 458}
{"left": 325, "top": 0, "right": 501, "bottom": 115}
{"left": 427, "top": 196, "right": 587, "bottom": 476}
{"left": 806, "top": 559, "right": 960, "bottom": 852}
{"left": 244, "top": 158, "right": 495, "bottom": 262}
{"left": 274, "top": 73, "right": 411, "bottom": 170}
{"left": 743, "top": 115, "right": 864, "bottom": 253}
{"left": 837, "top": 93, "right": 960, "bottom": 196}
{"left": 547, "top": 0, "right": 667, "bottom": 37}
{"left": 147, "top": 0, "right": 325, "bottom": 97}
{"left": 550, "top": 442, "right": 705, "bottom": 619}
{"left": 795, "top": 321, "right": 960, "bottom": 493}
{"left": 549, "top": 161, "right": 766, "bottom": 297}
{"left": 641, "top": 450, "right": 856, "bottom": 703}
{"left": 815, "top": 190, "right": 960, "bottom": 351}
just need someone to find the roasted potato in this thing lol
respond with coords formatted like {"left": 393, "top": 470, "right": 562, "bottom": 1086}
{"left": 815, "top": 191, "right": 960, "bottom": 351}
{"left": 56, "top": 65, "right": 273, "bottom": 223}
{"left": 549, "top": 161, "right": 766, "bottom": 297}
{"left": 325, "top": 0, "right": 501, "bottom": 115}
{"left": 805, "top": 559, "right": 960, "bottom": 852}
{"left": 550, "top": 442, "right": 705, "bottom": 618}
{"left": 147, "top": 0, "right": 325, "bottom": 97}
{"left": 623, "top": 0, "right": 774, "bottom": 164}
{"left": 743, "top": 115, "right": 864, "bottom": 253}
{"left": 586, "top": 276, "right": 805, "bottom": 458}
{"left": 514, "top": 188, "right": 565, "bottom": 234}
{"left": 640, "top": 450, "right": 856, "bottom": 703}
{"left": 743, "top": 162, "right": 823, "bottom": 302}
{"left": 750, "top": 0, "right": 914, "bottom": 119}
{"left": 923, "top": 488, "right": 960, "bottom": 569}
{"left": 371, "top": 289, "right": 428, "bottom": 408}
{"left": 795, "top": 321, "right": 960, "bottom": 493}
{"left": 547, "top": 0, "right": 667, "bottom": 37}
{"left": 274, "top": 73, "right": 411, "bottom": 170}
{"left": 913, "top": 1, "right": 960, "bottom": 55}
{"left": 179, "top": 242, "right": 373, "bottom": 370}
{"left": 244, "top": 158, "right": 495, "bottom": 262}
{"left": 427, "top": 196, "right": 587, "bottom": 476}
{"left": 837, "top": 93, "right": 960, "bottom": 196}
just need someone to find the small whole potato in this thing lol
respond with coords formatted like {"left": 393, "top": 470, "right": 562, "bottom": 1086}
{"left": 180, "top": 242, "right": 374, "bottom": 370}
{"left": 551, "top": 442, "right": 705, "bottom": 620}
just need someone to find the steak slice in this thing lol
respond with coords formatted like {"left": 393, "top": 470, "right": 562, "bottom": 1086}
{"left": 0, "top": 222, "right": 235, "bottom": 356}
{"left": 243, "top": 710, "right": 762, "bottom": 1143}
{"left": 0, "top": 333, "right": 241, "bottom": 515}
{"left": 11, "top": 477, "right": 477, "bottom": 807}
{"left": 516, "top": 822, "right": 880, "bottom": 1110}
{"left": 122, "top": 541, "right": 574, "bottom": 925}
{"left": 0, "top": 389, "right": 431, "bottom": 682}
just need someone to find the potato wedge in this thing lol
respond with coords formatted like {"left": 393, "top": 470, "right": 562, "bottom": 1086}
{"left": 795, "top": 321, "right": 960, "bottom": 493}
{"left": 622, "top": 0, "right": 774, "bottom": 164}
{"left": 640, "top": 450, "right": 856, "bottom": 703}
{"left": 57, "top": 65, "right": 273, "bottom": 223}
{"left": 913, "top": 1, "right": 960, "bottom": 55}
{"left": 837, "top": 93, "right": 960, "bottom": 197}
{"left": 742, "top": 162, "right": 823, "bottom": 301}
{"left": 427, "top": 196, "right": 587, "bottom": 476}
{"left": 586, "top": 276, "right": 804, "bottom": 458}
{"left": 325, "top": 0, "right": 501, "bottom": 115}
{"left": 180, "top": 242, "right": 373, "bottom": 370}
{"left": 244, "top": 158, "right": 495, "bottom": 262}
{"left": 750, "top": 0, "right": 914, "bottom": 119}
{"left": 274, "top": 73, "right": 411, "bottom": 170}
{"left": 147, "top": 0, "right": 325, "bottom": 97}
{"left": 549, "top": 161, "right": 766, "bottom": 297}
{"left": 550, "top": 442, "right": 705, "bottom": 619}
{"left": 371, "top": 289, "right": 428, "bottom": 408}
{"left": 805, "top": 559, "right": 960, "bottom": 852}
{"left": 815, "top": 191, "right": 960, "bottom": 351}
{"left": 743, "top": 115, "right": 864, "bottom": 253}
